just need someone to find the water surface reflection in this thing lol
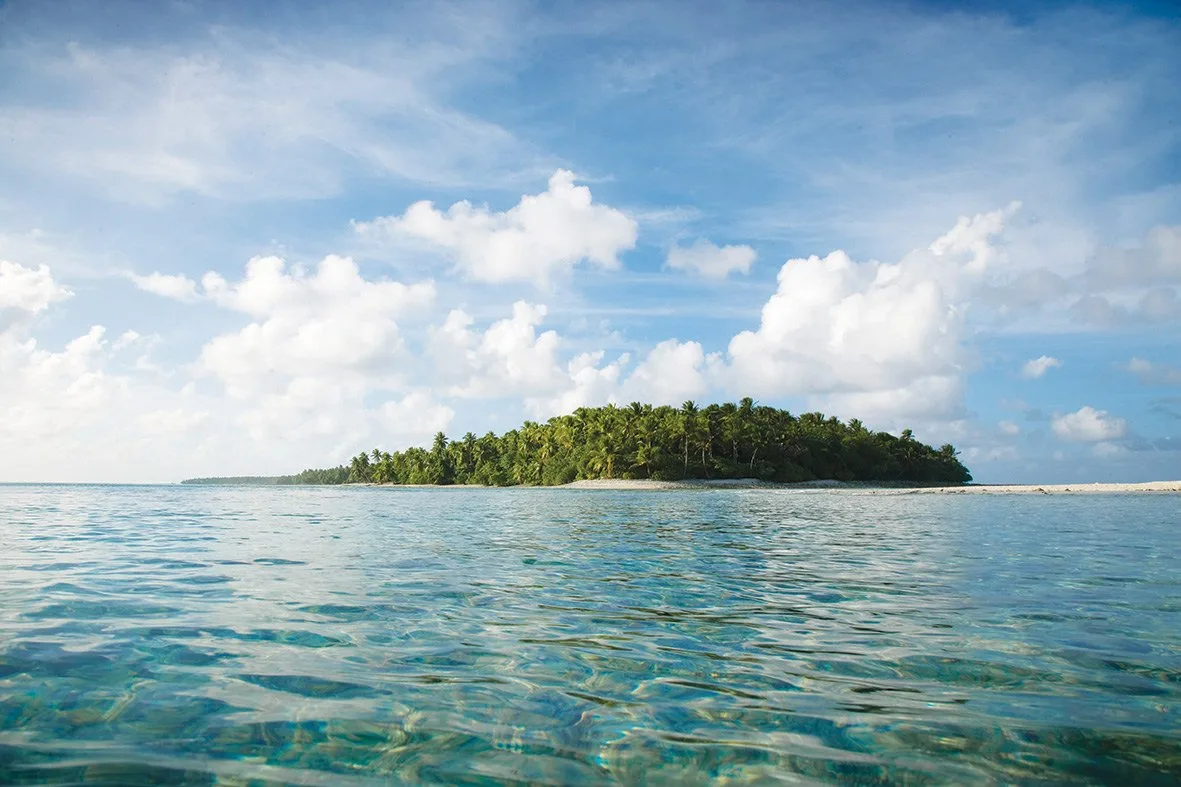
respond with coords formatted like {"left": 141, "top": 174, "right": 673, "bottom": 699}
{"left": 0, "top": 485, "right": 1178, "bottom": 784}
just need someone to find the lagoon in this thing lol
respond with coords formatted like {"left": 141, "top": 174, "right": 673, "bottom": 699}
{"left": 0, "top": 484, "right": 1178, "bottom": 784}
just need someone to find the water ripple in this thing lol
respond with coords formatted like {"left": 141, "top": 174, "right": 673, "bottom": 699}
{"left": 0, "top": 485, "right": 1178, "bottom": 784}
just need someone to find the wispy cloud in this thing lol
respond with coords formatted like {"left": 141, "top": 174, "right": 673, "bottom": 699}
{"left": 1126, "top": 357, "right": 1181, "bottom": 387}
{"left": 0, "top": 6, "right": 552, "bottom": 204}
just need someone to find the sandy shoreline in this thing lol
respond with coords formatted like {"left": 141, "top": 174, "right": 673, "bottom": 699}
{"left": 351, "top": 479, "right": 1181, "bottom": 493}
{"left": 560, "top": 479, "right": 1181, "bottom": 494}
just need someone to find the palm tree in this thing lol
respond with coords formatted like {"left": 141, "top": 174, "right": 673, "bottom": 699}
{"left": 718, "top": 402, "right": 740, "bottom": 463}
{"left": 679, "top": 400, "right": 699, "bottom": 474}
{"left": 349, "top": 452, "right": 372, "bottom": 483}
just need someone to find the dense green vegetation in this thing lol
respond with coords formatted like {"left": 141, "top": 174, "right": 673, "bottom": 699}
{"left": 214, "top": 400, "right": 969, "bottom": 486}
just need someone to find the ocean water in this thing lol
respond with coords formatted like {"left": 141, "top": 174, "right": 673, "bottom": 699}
{"left": 0, "top": 485, "right": 1178, "bottom": 785}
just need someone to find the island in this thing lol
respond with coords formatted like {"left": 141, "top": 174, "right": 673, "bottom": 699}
{"left": 183, "top": 400, "right": 972, "bottom": 486}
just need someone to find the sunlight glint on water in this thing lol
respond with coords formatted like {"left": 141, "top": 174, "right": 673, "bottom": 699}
{"left": 0, "top": 485, "right": 1178, "bottom": 784}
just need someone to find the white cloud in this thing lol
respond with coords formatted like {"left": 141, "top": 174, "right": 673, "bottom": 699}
{"left": 137, "top": 408, "right": 209, "bottom": 436}
{"left": 354, "top": 170, "right": 638, "bottom": 284}
{"left": 173, "top": 254, "right": 444, "bottom": 455}
{"left": 620, "top": 339, "right": 715, "bottom": 405}
{"left": 999, "top": 420, "right": 1021, "bottom": 436}
{"left": 928, "top": 201, "right": 1021, "bottom": 272}
{"left": 234, "top": 377, "right": 358, "bottom": 442}
{"left": 112, "top": 330, "right": 143, "bottom": 352}
{"left": 427, "top": 301, "right": 566, "bottom": 398}
{"left": 0, "top": 324, "right": 114, "bottom": 440}
{"left": 523, "top": 338, "right": 718, "bottom": 420}
{"left": 129, "top": 271, "right": 199, "bottom": 302}
{"left": 1020, "top": 355, "right": 1062, "bottom": 379}
{"left": 1092, "top": 441, "right": 1127, "bottom": 458}
{"left": 724, "top": 205, "right": 1016, "bottom": 426}
{"left": 0, "top": 260, "right": 72, "bottom": 314}
{"left": 0, "top": 262, "right": 220, "bottom": 480}
{"left": 1051, "top": 406, "right": 1128, "bottom": 442}
{"left": 378, "top": 392, "right": 455, "bottom": 440}
{"left": 726, "top": 248, "right": 948, "bottom": 396}
{"left": 525, "top": 351, "right": 630, "bottom": 420}
{"left": 110, "top": 330, "right": 164, "bottom": 372}
{"left": 816, "top": 376, "right": 967, "bottom": 433}
{"left": 666, "top": 240, "right": 756, "bottom": 278}
{"left": 1125, "top": 357, "right": 1181, "bottom": 386}
{"left": 201, "top": 255, "right": 432, "bottom": 320}
{"left": 198, "top": 255, "right": 434, "bottom": 394}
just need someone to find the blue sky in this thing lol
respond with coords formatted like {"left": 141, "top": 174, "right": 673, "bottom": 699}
{"left": 0, "top": 0, "right": 1178, "bottom": 483}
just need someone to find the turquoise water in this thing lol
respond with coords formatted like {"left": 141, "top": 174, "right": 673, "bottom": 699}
{"left": 0, "top": 486, "right": 1178, "bottom": 785}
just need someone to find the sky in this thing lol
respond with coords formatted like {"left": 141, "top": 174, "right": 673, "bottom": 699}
{"left": 0, "top": 0, "right": 1178, "bottom": 483}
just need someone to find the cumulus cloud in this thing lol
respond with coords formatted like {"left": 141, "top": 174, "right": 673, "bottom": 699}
{"left": 522, "top": 338, "right": 718, "bottom": 421}
{"left": 379, "top": 392, "right": 456, "bottom": 439}
{"left": 0, "top": 325, "right": 114, "bottom": 440}
{"left": 1091, "top": 441, "right": 1127, "bottom": 458}
{"left": 817, "top": 376, "right": 967, "bottom": 429}
{"left": 354, "top": 170, "right": 637, "bottom": 283}
{"left": 1020, "top": 355, "right": 1062, "bottom": 379}
{"left": 928, "top": 201, "right": 1021, "bottom": 272}
{"left": 137, "top": 408, "right": 209, "bottom": 436}
{"left": 723, "top": 204, "right": 1017, "bottom": 428}
{"left": 0, "top": 260, "right": 73, "bottom": 314}
{"left": 525, "top": 351, "right": 631, "bottom": 420}
{"left": 428, "top": 301, "right": 566, "bottom": 398}
{"left": 1051, "top": 406, "right": 1128, "bottom": 442}
{"left": 201, "top": 255, "right": 432, "bottom": 321}
{"left": 198, "top": 255, "right": 434, "bottom": 393}
{"left": 112, "top": 330, "right": 143, "bottom": 352}
{"left": 129, "top": 272, "right": 199, "bottom": 302}
{"left": 1125, "top": 357, "right": 1181, "bottom": 386}
{"left": 726, "top": 248, "right": 952, "bottom": 396}
{"left": 666, "top": 240, "right": 756, "bottom": 278}
{"left": 155, "top": 253, "right": 448, "bottom": 455}
{"left": 620, "top": 339, "right": 716, "bottom": 405}
{"left": 234, "top": 378, "right": 357, "bottom": 443}
{"left": 0, "top": 261, "right": 223, "bottom": 480}
{"left": 999, "top": 420, "right": 1021, "bottom": 436}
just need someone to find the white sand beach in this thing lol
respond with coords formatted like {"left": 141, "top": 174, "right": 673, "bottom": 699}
{"left": 560, "top": 478, "right": 1181, "bottom": 494}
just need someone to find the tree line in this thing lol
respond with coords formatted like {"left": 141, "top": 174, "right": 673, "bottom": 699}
{"left": 261, "top": 399, "right": 971, "bottom": 486}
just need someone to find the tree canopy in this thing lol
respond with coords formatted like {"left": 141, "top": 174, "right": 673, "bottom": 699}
{"left": 241, "top": 400, "right": 971, "bottom": 486}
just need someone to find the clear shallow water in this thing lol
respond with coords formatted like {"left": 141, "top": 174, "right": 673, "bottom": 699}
{"left": 0, "top": 486, "right": 1178, "bottom": 786}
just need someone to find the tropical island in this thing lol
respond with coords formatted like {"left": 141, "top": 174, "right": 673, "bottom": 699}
{"left": 183, "top": 400, "right": 973, "bottom": 486}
